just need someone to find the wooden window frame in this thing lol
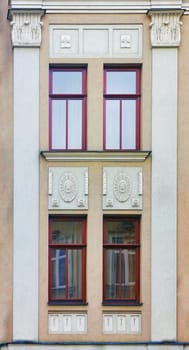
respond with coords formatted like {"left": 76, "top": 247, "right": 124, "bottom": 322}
{"left": 103, "top": 67, "right": 141, "bottom": 151}
{"left": 103, "top": 216, "right": 140, "bottom": 304}
{"left": 49, "top": 216, "right": 87, "bottom": 303}
{"left": 49, "top": 67, "right": 87, "bottom": 151}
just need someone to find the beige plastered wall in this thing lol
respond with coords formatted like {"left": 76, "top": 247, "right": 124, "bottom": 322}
{"left": 39, "top": 13, "right": 152, "bottom": 341}
{"left": 0, "top": 0, "right": 13, "bottom": 342}
{"left": 177, "top": 14, "right": 189, "bottom": 342}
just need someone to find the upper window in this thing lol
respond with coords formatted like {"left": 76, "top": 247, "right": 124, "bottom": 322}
{"left": 49, "top": 67, "right": 87, "bottom": 151}
{"left": 49, "top": 216, "right": 86, "bottom": 303}
{"left": 103, "top": 217, "right": 140, "bottom": 304}
{"left": 104, "top": 67, "right": 141, "bottom": 150}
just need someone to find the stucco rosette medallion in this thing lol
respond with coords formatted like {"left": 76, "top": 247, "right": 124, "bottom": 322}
{"left": 59, "top": 172, "right": 78, "bottom": 203}
{"left": 114, "top": 172, "right": 131, "bottom": 202}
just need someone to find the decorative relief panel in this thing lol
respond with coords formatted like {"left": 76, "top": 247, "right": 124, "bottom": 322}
{"left": 103, "top": 313, "right": 141, "bottom": 334}
{"left": 49, "top": 25, "right": 143, "bottom": 58}
{"left": 48, "top": 167, "right": 88, "bottom": 210}
{"left": 48, "top": 313, "right": 87, "bottom": 334}
{"left": 149, "top": 10, "right": 183, "bottom": 47}
{"left": 103, "top": 167, "right": 143, "bottom": 210}
{"left": 10, "top": 11, "right": 44, "bottom": 47}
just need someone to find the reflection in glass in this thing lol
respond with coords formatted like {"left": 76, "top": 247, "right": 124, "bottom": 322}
{"left": 52, "top": 71, "right": 82, "bottom": 94}
{"left": 51, "top": 248, "right": 82, "bottom": 299}
{"left": 106, "top": 71, "right": 136, "bottom": 94}
{"left": 68, "top": 100, "right": 82, "bottom": 149}
{"left": 52, "top": 100, "right": 66, "bottom": 149}
{"left": 105, "top": 249, "right": 136, "bottom": 299}
{"left": 52, "top": 249, "right": 66, "bottom": 299}
{"left": 52, "top": 221, "right": 82, "bottom": 244}
{"left": 105, "top": 221, "right": 136, "bottom": 244}
{"left": 122, "top": 100, "right": 136, "bottom": 149}
{"left": 106, "top": 100, "right": 120, "bottom": 149}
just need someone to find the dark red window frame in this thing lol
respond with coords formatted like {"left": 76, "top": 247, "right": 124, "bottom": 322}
{"left": 103, "top": 67, "right": 141, "bottom": 151}
{"left": 49, "top": 67, "right": 87, "bottom": 151}
{"left": 103, "top": 216, "right": 140, "bottom": 304}
{"left": 49, "top": 216, "right": 87, "bottom": 303}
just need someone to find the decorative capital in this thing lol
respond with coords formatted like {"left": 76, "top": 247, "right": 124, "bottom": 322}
{"left": 148, "top": 10, "right": 183, "bottom": 47}
{"left": 9, "top": 11, "right": 44, "bottom": 47}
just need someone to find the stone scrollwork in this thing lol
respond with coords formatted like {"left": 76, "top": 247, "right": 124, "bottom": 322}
{"left": 10, "top": 11, "right": 44, "bottom": 47}
{"left": 149, "top": 10, "right": 183, "bottom": 47}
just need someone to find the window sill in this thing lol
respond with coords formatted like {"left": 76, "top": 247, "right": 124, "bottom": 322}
{"left": 102, "top": 301, "right": 143, "bottom": 307}
{"left": 41, "top": 150, "right": 151, "bottom": 163}
{"left": 48, "top": 301, "right": 88, "bottom": 306}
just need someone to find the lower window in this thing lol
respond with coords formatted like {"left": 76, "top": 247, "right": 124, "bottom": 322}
{"left": 49, "top": 216, "right": 86, "bottom": 303}
{"left": 103, "top": 217, "right": 140, "bottom": 303}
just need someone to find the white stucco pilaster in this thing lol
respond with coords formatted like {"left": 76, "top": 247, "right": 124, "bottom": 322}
{"left": 149, "top": 10, "right": 182, "bottom": 341}
{"left": 10, "top": 10, "right": 43, "bottom": 341}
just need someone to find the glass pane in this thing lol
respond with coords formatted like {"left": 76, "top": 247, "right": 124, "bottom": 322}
{"left": 68, "top": 100, "right": 82, "bottom": 149}
{"left": 68, "top": 249, "right": 82, "bottom": 298}
{"left": 52, "top": 71, "right": 82, "bottom": 94}
{"left": 106, "top": 71, "right": 136, "bottom": 94}
{"left": 105, "top": 220, "right": 136, "bottom": 244}
{"left": 121, "top": 249, "right": 136, "bottom": 299}
{"left": 122, "top": 100, "right": 136, "bottom": 149}
{"left": 51, "top": 248, "right": 66, "bottom": 299}
{"left": 105, "top": 100, "right": 120, "bottom": 149}
{"left": 52, "top": 100, "right": 66, "bottom": 149}
{"left": 105, "top": 249, "right": 120, "bottom": 298}
{"left": 52, "top": 221, "right": 82, "bottom": 244}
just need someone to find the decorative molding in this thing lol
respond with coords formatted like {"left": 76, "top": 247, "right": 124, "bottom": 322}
{"left": 149, "top": 10, "right": 183, "bottom": 47}
{"left": 49, "top": 24, "right": 143, "bottom": 58}
{"left": 48, "top": 313, "right": 87, "bottom": 334}
{"left": 103, "top": 313, "right": 141, "bottom": 334}
{"left": 41, "top": 151, "right": 151, "bottom": 162}
{"left": 9, "top": 10, "right": 44, "bottom": 47}
{"left": 8, "top": 1, "right": 189, "bottom": 13}
{"left": 102, "top": 167, "right": 143, "bottom": 210}
{"left": 48, "top": 167, "right": 88, "bottom": 210}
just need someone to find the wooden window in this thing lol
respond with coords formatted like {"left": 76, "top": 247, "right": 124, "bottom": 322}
{"left": 104, "top": 67, "right": 141, "bottom": 150}
{"left": 49, "top": 67, "right": 87, "bottom": 150}
{"left": 49, "top": 216, "right": 86, "bottom": 303}
{"left": 103, "top": 217, "right": 140, "bottom": 303}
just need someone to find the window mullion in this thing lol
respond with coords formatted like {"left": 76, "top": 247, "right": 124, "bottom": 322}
{"left": 120, "top": 99, "right": 122, "bottom": 150}
{"left": 66, "top": 99, "right": 69, "bottom": 150}
{"left": 66, "top": 248, "right": 69, "bottom": 299}
{"left": 119, "top": 248, "right": 122, "bottom": 299}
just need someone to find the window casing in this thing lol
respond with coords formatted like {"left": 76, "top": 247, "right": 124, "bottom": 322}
{"left": 103, "top": 217, "right": 140, "bottom": 303}
{"left": 49, "top": 67, "right": 87, "bottom": 151}
{"left": 49, "top": 216, "right": 86, "bottom": 303}
{"left": 104, "top": 67, "right": 141, "bottom": 151}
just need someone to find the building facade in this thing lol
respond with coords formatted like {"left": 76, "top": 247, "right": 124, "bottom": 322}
{"left": 1, "top": 0, "right": 189, "bottom": 349}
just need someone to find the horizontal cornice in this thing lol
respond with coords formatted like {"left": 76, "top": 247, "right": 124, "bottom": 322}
{"left": 8, "top": 0, "right": 189, "bottom": 14}
{"left": 40, "top": 151, "right": 151, "bottom": 162}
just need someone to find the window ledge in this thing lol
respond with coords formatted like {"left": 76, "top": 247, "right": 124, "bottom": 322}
{"left": 48, "top": 301, "right": 88, "bottom": 306}
{"left": 102, "top": 301, "right": 143, "bottom": 307}
{"left": 41, "top": 150, "right": 151, "bottom": 162}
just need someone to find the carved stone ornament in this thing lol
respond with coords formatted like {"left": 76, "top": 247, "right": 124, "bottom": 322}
{"left": 48, "top": 167, "right": 88, "bottom": 210}
{"left": 103, "top": 167, "right": 142, "bottom": 210}
{"left": 59, "top": 172, "right": 78, "bottom": 203}
{"left": 114, "top": 172, "right": 131, "bottom": 203}
{"left": 10, "top": 11, "right": 44, "bottom": 47}
{"left": 120, "top": 34, "right": 131, "bottom": 48}
{"left": 149, "top": 10, "right": 183, "bottom": 47}
{"left": 60, "top": 34, "right": 71, "bottom": 48}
